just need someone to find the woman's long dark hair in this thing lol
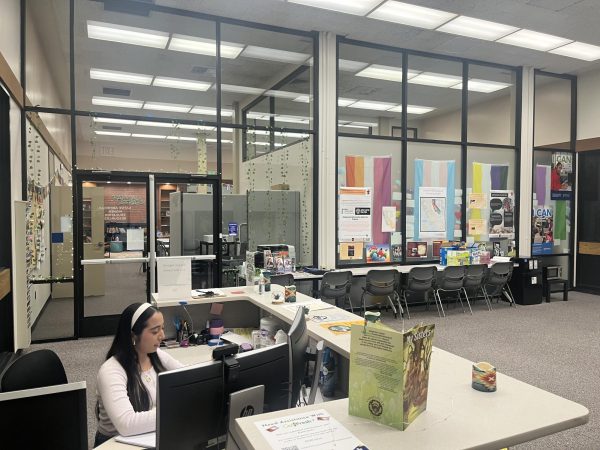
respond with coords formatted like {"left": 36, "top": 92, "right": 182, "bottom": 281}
{"left": 105, "top": 302, "right": 166, "bottom": 412}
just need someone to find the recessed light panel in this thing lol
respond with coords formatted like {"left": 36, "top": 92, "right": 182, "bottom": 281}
{"left": 241, "top": 45, "right": 311, "bottom": 64}
{"left": 93, "top": 117, "right": 136, "bottom": 125}
{"left": 368, "top": 1, "right": 457, "bottom": 29}
{"left": 338, "top": 59, "right": 369, "bottom": 72}
{"left": 143, "top": 102, "right": 192, "bottom": 113}
{"left": 131, "top": 133, "right": 166, "bottom": 139}
{"left": 92, "top": 96, "right": 143, "bottom": 109}
{"left": 497, "top": 29, "right": 572, "bottom": 51}
{"left": 87, "top": 21, "right": 169, "bottom": 48}
{"left": 287, "top": 0, "right": 383, "bottom": 16}
{"left": 450, "top": 79, "right": 511, "bottom": 93}
{"left": 166, "top": 136, "right": 198, "bottom": 141}
{"left": 221, "top": 84, "right": 265, "bottom": 95}
{"left": 549, "top": 41, "right": 600, "bottom": 61}
{"left": 437, "top": 16, "right": 518, "bottom": 41}
{"left": 338, "top": 98, "right": 357, "bottom": 107}
{"left": 265, "top": 90, "right": 305, "bottom": 99}
{"left": 348, "top": 100, "right": 397, "bottom": 111}
{"left": 94, "top": 130, "right": 131, "bottom": 137}
{"left": 355, "top": 64, "right": 416, "bottom": 83}
{"left": 153, "top": 77, "right": 212, "bottom": 91}
{"left": 90, "top": 68, "right": 153, "bottom": 85}
{"left": 190, "top": 106, "right": 234, "bottom": 117}
{"left": 169, "top": 34, "right": 245, "bottom": 59}
{"left": 136, "top": 121, "right": 177, "bottom": 128}
{"left": 409, "top": 72, "right": 462, "bottom": 88}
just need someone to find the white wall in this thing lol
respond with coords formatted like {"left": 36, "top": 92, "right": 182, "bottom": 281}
{"left": 239, "top": 138, "right": 314, "bottom": 265}
{"left": 534, "top": 78, "right": 571, "bottom": 147}
{"left": 0, "top": 0, "right": 21, "bottom": 83}
{"left": 577, "top": 67, "right": 600, "bottom": 141}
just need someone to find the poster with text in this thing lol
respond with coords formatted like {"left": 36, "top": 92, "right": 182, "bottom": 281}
{"left": 338, "top": 187, "right": 372, "bottom": 242}
{"left": 532, "top": 206, "right": 554, "bottom": 255}
{"left": 489, "top": 190, "right": 515, "bottom": 238}
{"left": 381, "top": 206, "right": 396, "bottom": 232}
{"left": 339, "top": 242, "right": 364, "bottom": 261}
{"left": 551, "top": 152, "right": 573, "bottom": 200}
{"left": 366, "top": 244, "right": 390, "bottom": 263}
{"left": 419, "top": 186, "right": 447, "bottom": 237}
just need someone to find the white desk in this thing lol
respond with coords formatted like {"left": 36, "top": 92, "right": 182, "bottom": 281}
{"left": 235, "top": 347, "right": 589, "bottom": 450}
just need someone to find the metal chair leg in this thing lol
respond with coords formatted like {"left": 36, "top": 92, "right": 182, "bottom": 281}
{"left": 401, "top": 291, "right": 411, "bottom": 319}
{"left": 346, "top": 294, "right": 354, "bottom": 313}
{"left": 386, "top": 295, "right": 399, "bottom": 318}
{"left": 456, "top": 289, "right": 466, "bottom": 313}
{"left": 431, "top": 290, "right": 441, "bottom": 317}
{"left": 360, "top": 292, "right": 367, "bottom": 317}
{"left": 461, "top": 287, "right": 473, "bottom": 315}
{"left": 394, "top": 292, "right": 404, "bottom": 318}
{"left": 481, "top": 286, "right": 493, "bottom": 311}
{"left": 504, "top": 284, "right": 517, "bottom": 307}
{"left": 435, "top": 290, "right": 446, "bottom": 317}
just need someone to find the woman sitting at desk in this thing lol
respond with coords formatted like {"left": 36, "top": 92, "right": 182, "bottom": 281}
{"left": 94, "top": 303, "right": 183, "bottom": 447}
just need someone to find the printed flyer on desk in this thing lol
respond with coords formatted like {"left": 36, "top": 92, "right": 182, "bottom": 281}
{"left": 254, "top": 409, "right": 366, "bottom": 450}
{"left": 348, "top": 323, "right": 435, "bottom": 430}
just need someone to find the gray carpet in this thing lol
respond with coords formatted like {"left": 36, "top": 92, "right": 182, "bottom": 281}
{"left": 31, "top": 291, "right": 598, "bottom": 449}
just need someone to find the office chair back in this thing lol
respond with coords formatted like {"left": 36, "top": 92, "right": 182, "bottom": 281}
{"left": 1, "top": 349, "right": 67, "bottom": 392}
{"left": 364, "top": 270, "right": 399, "bottom": 297}
{"left": 319, "top": 271, "right": 352, "bottom": 300}
{"left": 404, "top": 266, "right": 436, "bottom": 292}
{"left": 463, "top": 264, "right": 488, "bottom": 288}
{"left": 271, "top": 273, "right": 295, "bottom": 287}
{"left": 486, "top": 262, "right": 512, "bottom": 287}
{"left": 287, "top": 308, "right": 309, "bottom": 408}
{"left": 437, "top": 266, "right": 466, "bottom": 291}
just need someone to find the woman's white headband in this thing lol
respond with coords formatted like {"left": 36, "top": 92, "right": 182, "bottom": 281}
{"left": 131, "top": 303, "right": 152, "bottom": 330}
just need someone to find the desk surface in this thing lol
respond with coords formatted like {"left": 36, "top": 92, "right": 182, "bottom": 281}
{"left": 235, "top": 347, "right": 589, "bottom": 450}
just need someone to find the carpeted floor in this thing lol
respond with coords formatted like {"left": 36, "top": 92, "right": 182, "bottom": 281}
{"left": 31, "top": 291, "right": 598, "bottom": 449}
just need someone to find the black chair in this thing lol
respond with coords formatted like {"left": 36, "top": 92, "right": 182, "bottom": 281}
{"left": 434, "top": 266, "right": 471, "bottom": 316}
{"left": 361, "top": 270, "right": 403, "bottom": 319}
{"left": 287, "top": 308, "right": 324, "bottom": 407}
{"left": 462, "top": 264, "right": 491, "bottom": 311}
{"left": 270, "top": 273, "right": 295, "bottom": 287}
{"left": 401, "top": 266, "right": 437, "bottom": 319}
{"left": 319, "top": 271, "right": 354, "bottom": 312}
{"left": 482, "top": 262, "right": 516, "bottom": 307}
{"left": 1, "top": 349, "right": 67, "bottom": 392}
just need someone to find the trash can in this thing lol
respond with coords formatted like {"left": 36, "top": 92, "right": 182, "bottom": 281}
{"left": 509, "top": 258, "right": 543, "bottom": 305}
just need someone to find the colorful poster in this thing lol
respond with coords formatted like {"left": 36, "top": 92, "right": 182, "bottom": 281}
{"left": 468, "top": 219, "right": 487, "bottom": 235}
{"left": 338, "top": 187, "right": 372, "bottom": 242}
{"left": 468, "top": 192, "right": 487, "bottom": 209}
{"left": 551, "top": 152, "right": 573, "bottom": 200}
{"left": 366, "top": 244, "right": 390, "bottom": 263}
{"left": 489, "top": 190, "right": 515, "bottom": 238}
{"left": 407, "top": 241, "right": 428, "bottom": 258}
{"left": 349, "top": 323, "right": 435, "bottom": 431}
{"left": 419, "top": 186, "right": 447, "bottom": 237}
{"left": 339, "top": 242, "right": 364, "bottom": 261}
{"left": 532, "top": 206, "right": 554, "bottom": 255}
{"left": 381, "top": 206, "right": 396, "bottom": 232}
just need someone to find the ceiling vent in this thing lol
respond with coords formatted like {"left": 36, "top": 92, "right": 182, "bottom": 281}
{"left": 191, "top": 66, "right": 217, "bottom": 77}
{"left": 103, "top": 87, "right": 131, "bottom": 97}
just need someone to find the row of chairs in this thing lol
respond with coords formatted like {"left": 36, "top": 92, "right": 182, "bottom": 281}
{"left": 272, "top": 263, "right": 516, "bottom": 319}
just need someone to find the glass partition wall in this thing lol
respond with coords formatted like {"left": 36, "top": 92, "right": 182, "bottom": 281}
{"left": 24, "top": 0, "right": 317, "bottom": 338}
{"left": 336, "top": 38, "right": 520, "bottom": 267}
{"left": 532, "top": 72, "right": 576, "bottom": 285}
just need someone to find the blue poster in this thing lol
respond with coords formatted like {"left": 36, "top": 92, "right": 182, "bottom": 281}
{"left": 228, "top": 222, "right": 238, "bottom": 236}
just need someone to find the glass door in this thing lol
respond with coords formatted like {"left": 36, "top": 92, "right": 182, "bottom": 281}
{"left": 76, "top": 173, "right": 150, "bottom": 337}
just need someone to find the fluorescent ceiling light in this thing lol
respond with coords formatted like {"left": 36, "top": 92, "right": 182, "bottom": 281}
{"left": 87, "top": 21, "right": 169, "bottom": 48}
{"left": 242, "top": 45, "right": 310, "bottom": 64}
{"left": 356, "top": 65, "right": 419, "bottom": 83}
{"left": 293, "top": 95, "right": 311, "bottom": 103}
{"left": 277, "top": 131, "right": 310, "bottom": 138}
{"left": 206, "top": 138, "right": 233, "bottom": 143}
{"left": 450, "top": 79, "right": 511, "bottom": 93}
{"left": 94, "top": 130, "right": 131, "bottom": 137}
{"left": 166, "top": 136, "right": 198, "bottom": 141}
{"left": 287, "top": 0, "right": 384, "bottom": 16}
{"left": 338, "top": 98, "right": 357, "bottom": 107}
{"left": 348, "top": 100, "right": 398, "bottom": 111}
{"left": 179, "top": 124, "right": 216, "bottom": 131}
{"left": 338, "top": 59, "right": 369, "bottom": 72}
{"left": 168, "top": 34, "right": 245, "bottom": 59}
{"left": 437, "top": 16, "right": 518, "bottom": 41}
{"left": 265, "top": 90, "right": 305, "bottom": 100}
{"left": 90, "top": 68, "right": 152, "bottom": 85}
{"left": 92, "top": 96, "right": 143, "bottom": 109}
{"left": 153, "top": 77, "right": 212, "bottom": 91}
{"left": 249, "top": 141, "right": 271, "bottom": 146}
{"left": 340, "top": 120, "right": 378, "bottom": 128}
{"left": 339, "top": 123, "right": 370, "bottom": 129}
{"left": 276, "top": 115, "right": 310, "bottom": 124}
{"left": 409, "top": 72, "right": 462, "bottom": 88}
{"left": 221, "top": 84, "right": 265, "bottom": 95}
{"left": 387, "top": 104, "right": 436, "bottom": 114}
{"left": 131, "top": 133, "right": 166, "bottom": 139}
{"left": 136, "top": 121, "right": 177, "bottom": 128}
{"left": 93, "top": 117, "right": 136, "bottom": 125}
{"left": 497, "top": 29, "right": 572, "bottom": 51}
{"left": 368, "top": 1, "right": 457, "bottom": 29}
{"left": 246, "top": 112, "right": 272, "bottom": 120}
{"left": 189, "top": 106, "right": 234, "bottom": 117}
{"left": 143, "top": 102, "right": 192, "bottom": 113}
{"left": 549, "top": 41, "right": 600, "bottom": 61}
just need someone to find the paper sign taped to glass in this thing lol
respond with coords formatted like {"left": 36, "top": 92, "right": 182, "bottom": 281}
{"left": 488, "top": 190, "right": 515, "bottom": 238}
{"left": 419, "top": 186, "right": 447, "bottom": 238}
{"left": 349, "top": 322, "right": 435, "bottom": 430}
{"left": 338, "top": 187, "right": 372, "bottom": 242}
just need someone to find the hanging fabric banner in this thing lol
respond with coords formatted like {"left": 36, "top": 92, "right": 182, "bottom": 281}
{"left": 345, "top": 155, "right": 365, "bottom": 188}
{"left": 372, "top": 157, "right": 392, "bottom": 245}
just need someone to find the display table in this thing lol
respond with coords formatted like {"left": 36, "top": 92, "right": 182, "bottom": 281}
{"left": 234, "top": 347, "right": 589, "bottom": 450}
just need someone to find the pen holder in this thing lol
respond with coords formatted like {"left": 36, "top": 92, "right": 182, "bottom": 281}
{"left": 209, "top": 318, "right": 224, "bottom": 338}
{"left": 472, "top": 361, "right": 497, "bottom": 392}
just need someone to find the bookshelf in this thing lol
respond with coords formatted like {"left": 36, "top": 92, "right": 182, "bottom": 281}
{"left": 157, "top": 185, "right": 176, "bottom": 236}
{"left": 82, "top": 199, "right": 92, "bottom": 241}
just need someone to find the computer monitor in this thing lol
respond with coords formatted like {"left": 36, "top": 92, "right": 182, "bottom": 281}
{"left": 157, "top": 342, "right": 290, "bottom": 450}
{"left": 0, "top": 381, "right": 88, "bottom": 450}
